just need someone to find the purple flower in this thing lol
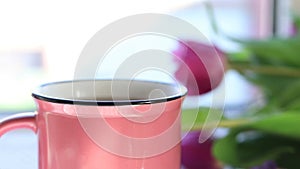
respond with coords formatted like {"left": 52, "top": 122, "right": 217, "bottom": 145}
{"left": 173, "top": 41, "right": 226, "bottom": 95}
{"left": 181, "top": 131, "right": 222, "bottom": 169}
{"left": 251, "top": 161, "right": 278, "bottom": 169}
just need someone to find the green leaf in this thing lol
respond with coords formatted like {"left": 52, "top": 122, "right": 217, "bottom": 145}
{"left": 276, "top": 142, "right": 300, "bottom": 169}
{"left": 249, "top": 113, "right": 300, "bottom": 140}
{"left": 277, "top": 80, "right": 300, "bottom": 109}
{"left": 292, "top": 14, "right": 300, "bottom": 32}
{"left": 227, "top": 49, "right": 251, "bottom": 62}
{"left": 213, "top": 131, "right": 299, "bottom": 168}
{"left": 282, "top": 98, "right": 300, "bottom": 110}
{"left": 234, "top": 37, "right": 300, "bottom": 67}
{"left": 213, "top": 112, "right": 300, "bottom": 168}
{"left": 212, "top": 131, "right": 240, "bottom": 166}
{"left": 245, "top": 74, "right": 295, "bottom": 98}
{"left": 181, "top": 108, "right": 212, "bottom": 131}
{"left": 182, "top": 108, "right": 205, "bottom": 131}
{"left": 214, "top": 11, "right": 300, "bottom": 169}
{"left": 183, "top": 107, "right": 300, "bottom": 140}
{"left": 181, "top": 108, "right": 251, "bottom": 131}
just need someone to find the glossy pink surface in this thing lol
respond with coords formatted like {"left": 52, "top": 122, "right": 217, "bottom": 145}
{"left": 2, "top": 97, "right": 182, "bottom": 169}
{"left": 0, "top": 113, "right": 37, "bottom": 137}
{"left": 36, "top": 98, "right": 182, "bottom": 169}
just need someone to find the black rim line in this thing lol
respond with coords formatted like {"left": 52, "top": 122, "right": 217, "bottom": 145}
{"left": 32, "top": 93, "right": 184, "bottom": 106}
{"left": 31, "top": 80, "right": 187, "bottom": 106}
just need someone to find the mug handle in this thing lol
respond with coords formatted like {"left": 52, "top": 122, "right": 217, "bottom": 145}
{"left": 0, "top": 112, "right": 37, "bottom": 137}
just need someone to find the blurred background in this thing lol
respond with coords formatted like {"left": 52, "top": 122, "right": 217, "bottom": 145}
{"left": 0, "top": 0, "right": 295, "bottom": 113}
{"left": 0, "top": 0, "right": 298, "bottom": 168}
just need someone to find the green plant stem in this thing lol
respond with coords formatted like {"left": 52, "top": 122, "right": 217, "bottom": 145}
{"left": 186, "top": 119, "right": 252, "bottom": 131}
{"left": 204, "top": 1, "right": 220, "bottom": 36}
{"left": 228, "top": 62, "right": 300, "bottom": 78}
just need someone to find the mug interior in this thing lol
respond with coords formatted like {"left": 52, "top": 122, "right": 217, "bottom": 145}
{"left": 32, "top": 79, "right": 187, "bottom": 105}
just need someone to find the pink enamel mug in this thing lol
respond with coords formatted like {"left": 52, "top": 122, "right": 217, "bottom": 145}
{"left": 0, "top": 79, "right": 187, "bottom": 169}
